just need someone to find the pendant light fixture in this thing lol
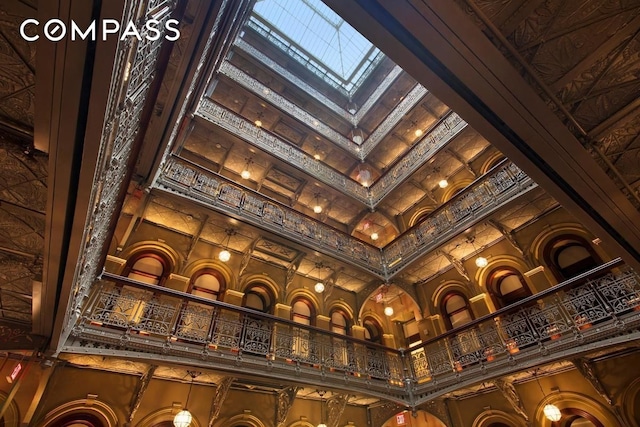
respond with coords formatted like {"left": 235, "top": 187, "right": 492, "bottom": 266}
{"left": 316, "top": 390, "right": 327, "bottom": 427}
{"left": 313, "top": 193, "right": 323, "bottom": 214}
{"left": 174, "top": 371, "right": 199, "bottom": 427}
{"left": 218, "top": 229, "right": 235, "bottom": 262}
{"left": 314, "top": 282, "right": 325, "bottom": 293}
{"left": 241, "top": 157, "right": 252, "bottom": 180}
{"left": 535, "top": 370, "right": 562, "bottom": 422}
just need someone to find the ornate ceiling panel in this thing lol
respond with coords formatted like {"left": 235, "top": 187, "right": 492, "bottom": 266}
{"left": 0, "top": 1, "right": 36, "bottom": 132}
{"left": 453, "top": 0, "right": 640, "bottom": 208}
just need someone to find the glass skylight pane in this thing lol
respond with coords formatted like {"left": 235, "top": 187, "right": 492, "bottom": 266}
{"left": 252, "top": 0, "right": 381, "bottom": 93}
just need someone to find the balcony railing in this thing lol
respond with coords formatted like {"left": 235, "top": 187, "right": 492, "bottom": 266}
{"left": 68, "top": 260, "right": 640, "bottom": 406}
{"left": 73, "top": 271, "right": 407, "bottom": 402}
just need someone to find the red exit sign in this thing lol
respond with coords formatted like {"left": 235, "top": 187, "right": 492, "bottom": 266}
{"left": 6, "top": 362, "right": 22, "bottom": 383}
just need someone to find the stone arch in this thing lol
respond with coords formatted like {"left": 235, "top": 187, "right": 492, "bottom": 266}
{"left": 286, "top": 288, "right": 321, "bottom": 314}
{"left": 214, "top": 413, "right": 266, "bottom": 427}
{"left": 479, "top": 152, "right": 506, "bottom": 175}
{"left": 240, "top": 274, "right": 280, "bottom": 303}
{"left": 0, "top": 391, "right": 19, "bottom": 427}
{"left": 533, "top": 391, "right": 620, "bottom": 427}
{"left": 183, "top": 259, "right": 235, "bottom": 292}
{"left": 119, "top": 241, "right": 182, "bottom": 276}
{"left": 409, "top": 206, "right": 435, "bottom": 228}
{"left": 471, "top": 409, "right": 525, "bottom": 427}
{"left": 441, "top": 178, "right": 473, "bottom": 203}
{"left": 37, "top": 398, "right": 120, "bottom": 427}
{"left": 620, "top": 376, "right": 640, "bottom": 426}
{"left": 381, "top": 410, "right": 446, "bottom": 427}
{"left": 528, "top": 223, "right": 606, "bottom": 274}
{"left": 431, "top": 281, "right": 473, "bottom": 314}
{"left": 135, "top": 407, "right": 203, "bottom": 427}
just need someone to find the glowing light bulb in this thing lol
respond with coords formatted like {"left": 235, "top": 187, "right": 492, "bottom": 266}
{"left": 475, "top": 256, "right": 488, "bottom": 268}
{"left": 414, "top": 129, "right": 423, "bottom": 137}
{"left": 313, "top": 205, "right": 322, "bottom": 214}
{"left": 314, "top": 282, "right": 325, "bottom": 293}
{"left": 371, "top": 232, "right": 379, "bottom": 241}
{"left": 173, "top": 409, "right": 192, "bottom": 427}
{"left": 254, "top": 119, "right": 262, "bottom": 127}
{"left": 219, "top": 249, "right": 231, "bottom": 262}
{"left": 438, "top": 179, "right": 449, "bottom": 188}
{"left": 384, "top": 306, "right": 394, "bottom": 317}
{"left": 543, "top": 404, "right": 562, "bottom": 421}
{"left": 241, "top": 169, "right": 251, "bottom": 180}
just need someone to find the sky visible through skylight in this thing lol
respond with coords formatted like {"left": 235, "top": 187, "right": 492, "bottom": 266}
{"left": 253, "top": 0, "right": 380, "bottom": 92}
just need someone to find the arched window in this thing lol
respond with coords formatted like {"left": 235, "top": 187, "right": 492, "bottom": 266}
{"left": 291, "top": 297, "right": 315, "bottom": 326}
{"left": 48, "top": 413, "right": 105, "bottom": 427}
{"left": 124, "top": 252, "right": 170, "bottom": 286}
{"left": 551, "top": 408, "right": 604, "bottom": 427}
{"left": 544, "top": 235, "right": 601, "bottom": 281}
{"left": 243, "top": 283, "right": 275, "bottom": 314}
{"left": 442, "top": 292, "right": 473, "bottom": 330}
{"left": 363, "top": 317, "right": 382, "bottom": 343}
{"left": 487, "top": 267, "right": 531, "bottom": 308}
{"left": 189, "top": 269, "right": 225, "bottom": 301}
{"left": 330, "top": 309, "right": 350, "bottom": 335}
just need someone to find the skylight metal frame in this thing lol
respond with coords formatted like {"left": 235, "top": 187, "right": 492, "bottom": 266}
{"left": 249, "top": 0, "right": 384, "bottom": 96}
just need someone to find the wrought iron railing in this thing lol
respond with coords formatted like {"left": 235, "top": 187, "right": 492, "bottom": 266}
{"left": 74, "top": 271, "right": 407, "bottom": 400}
{"left": 408, "top": 258, "right": 640, "bottom": 404}
{"left": 383, "top": 159, "right": 535, "bottom": 276}
{"left": 70, "top": 260, "right": 640, "bottom": 405}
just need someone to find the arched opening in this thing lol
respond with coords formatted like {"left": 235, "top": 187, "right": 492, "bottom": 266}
{"left": 441, "top": 292, "right": 474, "bottom": 330}
{"left": 124, "top": 252, "right": 170, "bottom": 286}
{"left": 330, "top": 309, "right": 350, "bottom": 335}
{"left": 292, "top": 298, "right": 315, "bottom": 326}
{"left": 551, "top": 408, "right": 604, "bottom": 427}
{"left": 50, "top": 414, "right": 105, "bottom": 427}
{"left": 544, "top": 235, "right": 601, "bottom": 281}
{"left": 243, "top": 283, "right": 275, "bottom": 314}
{"left": 487, "top": 267, "right": 531, "bottom": 308}
{"left": 363, "top": 317, "right": 382, "bottom": 344}
{"left": 189, "top": 269, "right": 226, "bottom": 301}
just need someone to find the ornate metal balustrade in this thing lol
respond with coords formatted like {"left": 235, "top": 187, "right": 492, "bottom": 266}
{"left": 155, "top": 156, "right": 385, "bottom": 276}
{"left": 196, "top": 100, "right": 468, "bottom": 211}
{"left": 196, "top": 100, "right": 372, "bottom": 205}
{"left": 382, "top": 160, "right": 535, "bottom": 276}
{"left": 407, "top": 258, "right": 640, "bottom": 406}
{"left": 156, "top": 157, "right": 537, "bottom": 280}
{"left": 65, "top": 261, "right": 640, "bottom": 407}
{"left": 367, "top": 112, "right": 465, "bottom": 204}
{"left": 70, "top": 272, "right": 407, "bottom": 403}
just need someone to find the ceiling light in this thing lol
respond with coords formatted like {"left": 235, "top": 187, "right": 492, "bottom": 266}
{"left": 254, "top": 119, "right": 262, "bottom": 127}
{"left": 241, "top": 157, "right": 252, "bottom": 180}
{"left": 174, "top": 371, "right": 198, "bottom": 427}
{"left": 438, "top": 179, "right": 449, "bottom": 188}
{"left": 370, "top": 232, "right": 379, "bottom": 241}
{"left": 475, "top": 256, "right": 488, "bottom": 268}
{"left": 314, "top": 282, "right": 325, "bottom": 293}
{"left": 314, "top": 153, "right": 321, "bottom": 160}
{"left": 313, "top": 193, "right": 322, "bottom": 214}
{"left": 218, "top": 230, "right": 234, "bottom": 262}
{"left": 218, "top": 249, "right": 231, "bottom": 262}
{"left": 543, "top": 404, "right": 562, "bottom": 421}
{"left": 384, "top": 306, "right": 394, "bottom": 317}
{"left": 351, "top": 127, "right": 364, "bottom": 144}
{"left": 414, "top": 128, "right": 423, "bottom": 137}
{"left": 173, "top": 410, "right": 192, "bottom": 427}
{"left": 356, "top": 167, "right": 371, "bottom": 187}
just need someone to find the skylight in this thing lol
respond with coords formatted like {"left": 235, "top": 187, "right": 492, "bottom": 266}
{"left": 251, "top": 0, "right": 382, "bottom": 94}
